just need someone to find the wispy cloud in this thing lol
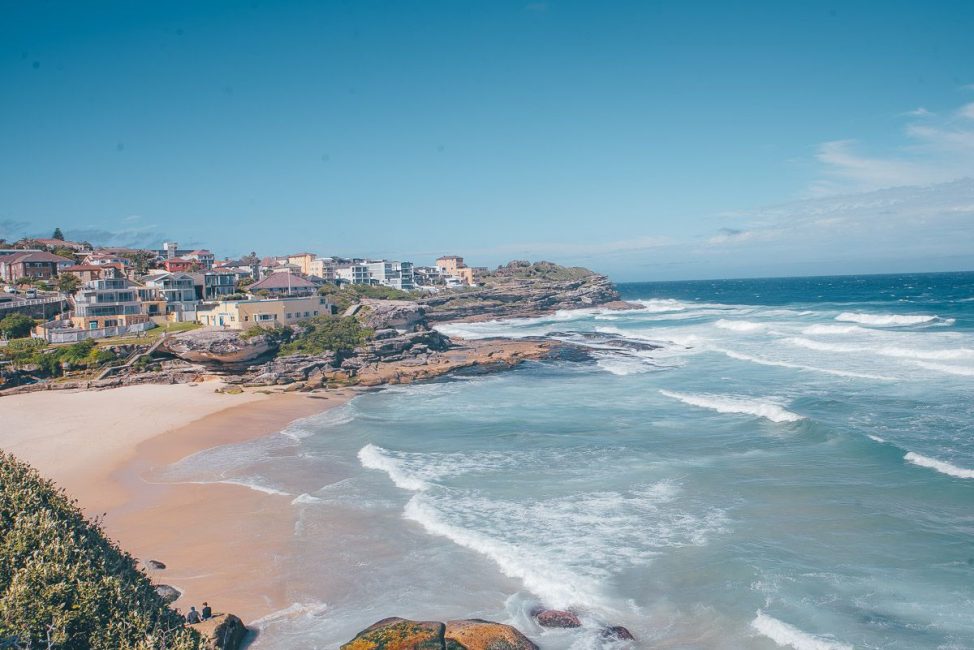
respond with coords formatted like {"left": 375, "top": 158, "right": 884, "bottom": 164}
{"left": 811, "top": 100, "right": 974, "bottom": 195}
{"left": 0, "top": 219, "right": 30, "bottom": 241}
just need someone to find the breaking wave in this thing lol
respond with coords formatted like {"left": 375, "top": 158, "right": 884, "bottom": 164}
{"left": 751, "top": 611, "right": 852, "bottom": 650}
{"left": 714, "top": 319, "right": 767, "bottom": 332}
{"left": 659, "top": 390, "right": 804, "bottom": 423}
{"left": 835, "top": 312, "right": 951, "bottom": 327}
{"left": 904, "top": 452, "right": 974, "bottom": 479}
{"left": 718, "top": 348, "right": 894, "bottom": 381}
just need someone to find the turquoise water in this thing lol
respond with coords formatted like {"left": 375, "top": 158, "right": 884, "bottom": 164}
{"left": 166, "top": 272, "right": 974, "bottom": 649}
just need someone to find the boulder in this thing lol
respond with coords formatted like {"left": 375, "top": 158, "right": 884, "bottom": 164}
{"left": 341, "top": 617, "right": 445, "bottom": 650}
{"left": 533, "top": 609, "right": 581, "bottom": 628}
{"left": 194, "top": 613, "right": 248, "bottom": 650}
{"left": 154, "top": 584, "right": 180, "bottom": 603}
{"left": 601, "top": 626, "right": 635, "bottom": 641}
{"left": 444, "top": 619, "right": 538, "bottom": 650}
{"left": 145, "top": 559, "right": 166, "bottom": 570}
{"left": 358, "top": 300, "right": 427, "bottom": 331}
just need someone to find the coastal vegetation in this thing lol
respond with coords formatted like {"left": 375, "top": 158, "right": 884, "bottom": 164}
{"left": 1, "top": 339, "right": 117, "bottom": 376}
{"left": 280, "top": 315, "right": 373, "bottom": 356}
{"left": 0, "top": 313, "right": 35, "bottom": 339}
{"left": 317, "top": 283, "right": 416, "bottom": 311}
{"left": 485, "top": 260, "right": 595, "bottom": 282}
{"left": 0, "top": 451, "right": 203, "bottom": 649}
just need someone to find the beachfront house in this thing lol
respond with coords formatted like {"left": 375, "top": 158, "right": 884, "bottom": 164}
{"left": 71, "top": 277, "right": 149, "bottom": 330}
{"left": 364, "top": 260, "right": 415, "bottom": 291}
{"left": 191, "top": 269, "right": 238, "bottom": 300}
{"left": 196, "top": 295, "right": 335, "bottom": 329}
{"left": 141, "top": 272, "right": 199, "bottom": 321}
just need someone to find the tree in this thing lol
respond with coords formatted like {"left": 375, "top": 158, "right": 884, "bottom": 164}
{"left": 0, "top": 313, "right": 35, "bottom": 339}
{"left": 57, "top": 273, "right": 81, "bottom": 294}
{"left": 51, "top": 227, "right": 65, "bottom": 241}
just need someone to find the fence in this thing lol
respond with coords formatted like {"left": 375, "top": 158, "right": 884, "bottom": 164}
{"left": 41, "top": 321, "right": 156, "bottom": 344}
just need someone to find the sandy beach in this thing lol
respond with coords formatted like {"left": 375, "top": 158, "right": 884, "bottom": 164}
{"left": 0, "top": 381, "right": 356, "bottom": 623}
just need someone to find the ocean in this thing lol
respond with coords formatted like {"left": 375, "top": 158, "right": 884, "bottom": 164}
{"left": 163, "top": 271, "right": 974, "bottom": 649}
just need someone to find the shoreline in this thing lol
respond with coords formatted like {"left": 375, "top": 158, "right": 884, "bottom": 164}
{"left": 0, "top": 335, "right": 561, "bottom": 629}
{"left": 0, "top": 380, "right": 358, "bottom": 625}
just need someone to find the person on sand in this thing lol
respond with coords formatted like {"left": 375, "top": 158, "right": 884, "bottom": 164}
{"left": 201, "top": 602, "right": 212, "bottom": 620}
{"left": 186, "top": 606, "right": 201, "bottom": 624}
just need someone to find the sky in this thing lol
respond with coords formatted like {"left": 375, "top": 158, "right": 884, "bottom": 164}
{"left": 1, "top": 0, "right": 973, "bottom": 281}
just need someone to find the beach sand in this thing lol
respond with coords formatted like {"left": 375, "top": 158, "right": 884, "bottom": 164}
{"left": 0, "top": 381, "right": 356, "bottom": 623}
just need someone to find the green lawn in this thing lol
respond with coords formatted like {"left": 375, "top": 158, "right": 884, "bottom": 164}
{"left": 94, "top": 320, "right": 201, "bottom": 346}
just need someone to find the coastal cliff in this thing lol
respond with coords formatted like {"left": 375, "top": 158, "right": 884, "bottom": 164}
{"left": 422, "top": 260, "right": 627, "bottom": 322}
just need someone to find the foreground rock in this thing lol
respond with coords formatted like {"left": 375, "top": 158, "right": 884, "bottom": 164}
{"left": 194, "top": 613, "right": 248, "bottom": 650}
{"left": 422, "top": 260, "right": 630, "bottom": 322}
{"left": 533, "top": 608, "right": 582, "bottom": 628}
{"left": 162, "top": 329, "right": 275, "bottom": 363}
{"left": 601, "top": 625, "right": 635, "bottom": 640}
{"left": 341, "top": 617, "right": 444, "bottom": 649}
{"left": 341, "top": 617, "right": 537, "bottom": 650}
{"left": 445, "top": 619, "right": 538, "bottom": 650}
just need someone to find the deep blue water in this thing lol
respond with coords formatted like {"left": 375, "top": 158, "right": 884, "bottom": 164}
{"left": 166, "top": 272, "right": 974, "bottom": 649}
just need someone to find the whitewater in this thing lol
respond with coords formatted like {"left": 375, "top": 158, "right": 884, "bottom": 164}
{"left": 166, "top": 272, "right": 974, "bottom": 649}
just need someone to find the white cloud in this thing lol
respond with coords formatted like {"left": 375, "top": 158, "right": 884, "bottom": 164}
{"left": 811, "top": 100, "right": 974, "bottom": 195}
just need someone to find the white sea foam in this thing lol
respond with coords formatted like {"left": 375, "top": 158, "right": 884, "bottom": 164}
{"left": 751, "top": 611, "right": 852, "bottom": 650}
{"left": 714, "top": 319, "right": 767, "bottom": 332}
{"left": 835, "top": 312, "right": 950, "bottom": 327}
{"left": 914, "top": 361, "right": 974, "bottom": 376}
{"left": 595, "top": 354, "right": 653, "bottom": 376}
{"left": 212, "top": 479, "right": 291, "bottom": 496}
{"left": 867, "top": 435, "right": 887, "bottom": 443}
{"left": 633, "top": 298, "right": 689, "bottom": 312}
{"left": 291, "top": 492, "right": 323, "bottom": 505}
{"left": 249, "top": 601, "right": 329, "bottom": 628}
{"left": 659, "top": 390, "right": 803, "bottom": 423}
{"left": 358, "top": 444, "right": 431, "bottom": 491}
{"left": 718, "top": 348, "right": 894, "bottom": 381}
{"left": 402, "top": 482, "right": 724, "bottom": 610}
{"left": 802, "top": 324, "right": 868, "bottom": 336}
{"left": 904, "top": 452, "right": 974, "bottom": 479}
{"left": 282, "top": 404, "right": 357, "bottom": 439}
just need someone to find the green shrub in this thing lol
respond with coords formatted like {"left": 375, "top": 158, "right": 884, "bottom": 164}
{"left": 0, "top": 452, "right": 204, "bottom": 649}
{"left": 0, "top": 313, "right": 35, "bottom": 339}
{"left": 281, "top": 315, "right": 372, "bottom": 356}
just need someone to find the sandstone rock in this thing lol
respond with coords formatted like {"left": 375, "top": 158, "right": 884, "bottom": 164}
{"left": 358, "top": 299, "right": 427, "bottom": 331}
{"left": 422, "top": 262, "right": 620, "bottom": 323}
{"left": 145, "top": 559, "right": 166, "bottom": 570}
{"left": 341, "top": 617, "right": 445, "bottom": 650}
{"left": 194, "top": 613, "right": 248, "bottom": 650}
{"left": 444, "top": 618, "right": 538, "bottom": 650}
{"left": 154, "top": 584, "right": 180, "bottom": 603}
{"left": 601, "top": 626, "right": 635, "bottom": 641}
{"left": 533, "top": 609, "right": 581, "bottom": 628}
{"left": 163, "top": 330, "right": 274, "bottom": 363}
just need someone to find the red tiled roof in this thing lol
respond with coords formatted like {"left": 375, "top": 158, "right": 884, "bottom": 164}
{"left": 0, "top": 251, "right": 74, "bottom": 264}
{"left": 249, "top": 273, "right": 316, "bottom": 291}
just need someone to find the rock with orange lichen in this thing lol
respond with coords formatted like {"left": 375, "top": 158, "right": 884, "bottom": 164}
{"left": 340, "top": 617, "right": 445, "bottom": 650}
{"left": 444, "top": 619, "right": 539, "bottom": 650}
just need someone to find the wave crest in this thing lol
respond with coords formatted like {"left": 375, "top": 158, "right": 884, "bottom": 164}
{"left": 835, "top": 312, "right": 951, "bottom": 327}
{"left": 660, "top": 390, "right": 803, "bottom": 423}
{"left": 751, "top": 611, "right": 852, "bottom": 650}
{"left": 904, "top": 452, "right": 974, "bottom": 479}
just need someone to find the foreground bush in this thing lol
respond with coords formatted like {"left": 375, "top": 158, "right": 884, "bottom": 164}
{"left": 0, "top": 452, "right": 203, "bottom": 649}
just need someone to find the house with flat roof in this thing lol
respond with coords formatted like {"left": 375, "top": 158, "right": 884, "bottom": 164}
{"left": 71, "top": 277, "right": 149, "bottom": 330}
{"left": 435, "top": 255, "right": 476, "bottom": 286}
{"left": 197, "top": 295, "right": 335, "bottom": 329}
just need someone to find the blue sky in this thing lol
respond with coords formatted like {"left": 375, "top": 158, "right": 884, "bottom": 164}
{"left": 1, "top": 1, "right": 973, "bottom": 280}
